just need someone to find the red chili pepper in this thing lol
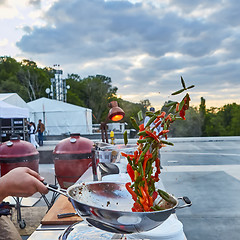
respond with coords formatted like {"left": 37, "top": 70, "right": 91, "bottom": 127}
{"left": 159, "top": 111, "right": 166, "bottom": 118}
{"left": 133, "top": 202, "right": 143, "bottom": 212}
{"left": 143, "top": 157, "right": 148, "bottom": 174}
{"left": 179, "top": 109, "right": 186, "bottom": 120}
{"left": 139, "top": 124, "right": 145, "bottom": 131}
{"left": 154, "top": 172, "right": 159, "bottom": 182}
{"left": 143, "top": 204, "right": 151, "bottom": 212}
{"left": 125, "top": 182, "right": 138, "bottom": 201}
{"left": 152, "top": 191, "right": 158, "bottom": 201}
{"left": 145, "top": 130, "right": 159, "bottom": 142}
{"left": 121, "top": 152, "right": 128, "bottom": 158}
{"left": 165, "top": 114, "right": 172, "bottom": 122}
{"left": 134, "top": 150, "right": 138, "bottom": 159}
{"left": 158, "top": 130, "right": 169, "bottom": 137}
{"left": 127, "top": 164, "right": 135, "bottom": 182}
{"left": 155, "top": 121, "right": 162, "bottom": 128}
{"left": 155, "top": 158, "right": 160, "bottom": 168}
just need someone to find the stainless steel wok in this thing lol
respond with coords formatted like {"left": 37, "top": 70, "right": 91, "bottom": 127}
{"left": 45, "top": 181, "right": 192, "bottom": 234}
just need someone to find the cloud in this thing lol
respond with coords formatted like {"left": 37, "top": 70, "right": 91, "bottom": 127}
{"left": 0, "top": 0, "right": 6, "bottom": 5}
{"left": 16, "top": 0, "right": 240, "bottom": 108}
{"left": 28, "top": 0, "right": 41, "bottom": 7}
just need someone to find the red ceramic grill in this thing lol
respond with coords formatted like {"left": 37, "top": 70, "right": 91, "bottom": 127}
{"left": 0, "top": 135, "right": 39, "bottom": 176}
{"left": 0, "top": 135, "right": 39, "bottom": 229}
{"left": 53, "top": 133, "right": 94, "bottom": 189}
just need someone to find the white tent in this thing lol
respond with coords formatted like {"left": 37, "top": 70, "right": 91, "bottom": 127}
{"left": 27, "top": 98, "right": 92, "bottom": 135}
{"left": 0, "top": 100, "right": 29, "bottom": 118}
{"left": 0, "top": 93, "right": 31, "bottom": 110}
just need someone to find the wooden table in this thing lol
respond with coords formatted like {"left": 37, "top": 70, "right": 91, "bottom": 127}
{"left": 41, "top": 195, "right": 82, "bottom": 225}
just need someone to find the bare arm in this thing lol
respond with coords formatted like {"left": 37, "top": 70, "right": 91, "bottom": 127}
{"left": 0, "top": 167, "right": 48, "bottom": 203}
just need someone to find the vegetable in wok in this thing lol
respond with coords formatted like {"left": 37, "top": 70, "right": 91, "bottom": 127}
{"left": 122, "top": 77, "right": 194, "bottom": 212}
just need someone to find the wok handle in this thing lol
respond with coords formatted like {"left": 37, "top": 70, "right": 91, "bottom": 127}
{"left": 43, "top": 182, "right": 68, "bottom": 197}
{"left": 176, "top": 196, "right": 192, "bottom": 209}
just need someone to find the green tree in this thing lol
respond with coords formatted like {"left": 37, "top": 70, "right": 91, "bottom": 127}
{"left": 0, "top": 56, "right": 52, "bottom": 102}
{"left": 65, "top": 74, "right": 85, "bottom": 107}
{"left": 66, "top": 74, "right": 118, "bottom": 123}
{"left": 18, "top": 59, "right": 51, "bottom": 101}
{"left": 168, "top": 107, "right": 202, "bottom": 137}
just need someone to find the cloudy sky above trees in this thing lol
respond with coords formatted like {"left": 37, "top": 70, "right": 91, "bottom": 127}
{"left": 1, "top": 0, "right": 240, "bottom": 109}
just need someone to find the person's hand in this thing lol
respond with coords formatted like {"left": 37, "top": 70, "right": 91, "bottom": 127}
{"left": 0, "top": 167, "right": 48, "bottom": 202}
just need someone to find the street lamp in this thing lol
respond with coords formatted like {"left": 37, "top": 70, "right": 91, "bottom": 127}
{"left": 101, "top": 101, "right": 125, "bottom": 143}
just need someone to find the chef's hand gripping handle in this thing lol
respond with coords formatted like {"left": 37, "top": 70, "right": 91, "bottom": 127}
{"left": 43, "top": 182, "right": 68, "bottom": 197}
{"left": 176, "top": 196, "right": 192, "bottom": 209}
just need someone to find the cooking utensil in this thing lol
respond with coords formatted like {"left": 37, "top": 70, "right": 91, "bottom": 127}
{"left": 57, "top": 212, "right": 78, "bottom": 219}
{"left": 44, "top": 181, "right": 191, "bottom": 234}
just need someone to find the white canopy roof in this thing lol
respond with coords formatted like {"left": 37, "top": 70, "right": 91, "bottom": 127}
{"left": 0, "top": 100, "right": 29, "bottom": 118}
{"left": 0, "top": 93, "right": 31, "bottom": 110}
{"left": 27, "top": 98, "right": 92, "bottom": 135}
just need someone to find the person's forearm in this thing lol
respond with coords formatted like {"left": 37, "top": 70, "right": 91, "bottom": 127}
{"left": 0, "top": 177, "right": 7, "bottom": 203}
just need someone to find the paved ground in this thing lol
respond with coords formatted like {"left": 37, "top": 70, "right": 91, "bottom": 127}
{"left": 160, "top": 137, "right": 240, "bottom": 240}
{"left": 25, "top": 136, "right": 240, "bottom": 239}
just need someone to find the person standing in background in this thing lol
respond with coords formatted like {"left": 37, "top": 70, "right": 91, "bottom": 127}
{"left": 144, "top": 107, "right": 163, "bottom": 135}
{"left": 37, "top": 119, "right": 45, "bottom": 146}
{"left": 29, "top": 122, "right": 39, "bottom": 148}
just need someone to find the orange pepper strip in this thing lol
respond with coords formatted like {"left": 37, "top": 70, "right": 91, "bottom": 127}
{"left": 143, "top": 178, "right": 149, "bottom": 194}
{"left": 140, "top": 186, "right": 149, "bottom": 206}
{"left": 140, "top": 196, "right": 145, "bottom": 203}
{"left": 149, "top": 196, "right": 153, "bottom": 207}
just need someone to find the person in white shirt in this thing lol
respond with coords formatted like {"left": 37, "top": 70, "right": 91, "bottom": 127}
{"left": 29, "top": 122, "right": 39, "bottom": 148}
{"left": 144, "top": 107, "right": 163, "bottom": 135}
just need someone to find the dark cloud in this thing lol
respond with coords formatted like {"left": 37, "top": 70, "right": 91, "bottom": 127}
{"left": 28, "top": 0, "right": 41, "bottom": 8}
{"left": 16, "top": 0, "right": 240, "bottom": 107}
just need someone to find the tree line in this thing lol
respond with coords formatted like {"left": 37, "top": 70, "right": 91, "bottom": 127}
{"left": 0, "top": 56, "right": 149, "bottom": 128}
{"left": 1, "top": 56, "right": 239, "bottom": 136}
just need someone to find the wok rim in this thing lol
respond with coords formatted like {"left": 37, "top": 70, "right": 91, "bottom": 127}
{"left": 66, "top": 181, "right": 179, "bottom": 214}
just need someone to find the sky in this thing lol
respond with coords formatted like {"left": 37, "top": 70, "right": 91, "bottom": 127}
{"left": 0, "top": 0, "right": 240, "bottom": 110}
